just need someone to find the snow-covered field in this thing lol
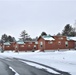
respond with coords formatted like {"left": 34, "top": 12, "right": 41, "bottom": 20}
{"left": 0, "top": 50, "right": 76, "bottom": 75}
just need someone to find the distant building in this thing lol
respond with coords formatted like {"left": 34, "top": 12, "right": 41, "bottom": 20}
{"left": 1, "top": 35, "right": 76, "bottom": 52}
{"left": 14, "top": 38, "right": 38, "bottom": 52}
{"left": 37, "top": 35, "right": 76, "bottom": 51}
{"left": 3, "top": 42, "right": 15, "bottom": 51}
{"left": 37, "top": 35, "right": 55, "bottom": 51}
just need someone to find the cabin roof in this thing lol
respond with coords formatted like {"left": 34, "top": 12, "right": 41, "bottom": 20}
{"left": 67, "top": 37, "right": 76, "bottom": 41}
{"left": 16, "top": 41, "right": 24, "bottom": 44}
{"left": 42, "top": 35, "right": 55, "bottom": 41}
{"left": 3, "top": 42, "right": 11, "bottom": 45}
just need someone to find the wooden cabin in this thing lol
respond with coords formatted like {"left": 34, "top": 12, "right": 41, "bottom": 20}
{"left": 37, "top": 35, "right": 76, "bottom": 51}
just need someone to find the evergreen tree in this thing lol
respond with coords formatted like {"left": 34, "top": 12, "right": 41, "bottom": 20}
{"left": 62, "top": 24, "right": 76, "bottom": 36}
{"left": 41, "top": 32, "right": 47, "bottom": 36}
{"left": 57, "top": 33, "right": 61, "bottom": 36}
{"left": 1, "top": 34, "right": 8, "bottom": 43}
{"left": 7, "top": 35, "right": 15, "bottom": 42}
{"left": 1, "top": 34, "right": 16, "bottom": 43}
{"left": 20, "top": 30, "right": 31, "bottom": 41}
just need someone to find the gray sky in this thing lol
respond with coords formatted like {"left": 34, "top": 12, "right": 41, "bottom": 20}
{"left": 0, "top": 0, "right": 76, "bottom": 40}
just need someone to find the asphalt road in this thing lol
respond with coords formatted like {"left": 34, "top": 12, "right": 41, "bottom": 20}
{"left": 0, "top": 57, "right": 71, "bottom": 75}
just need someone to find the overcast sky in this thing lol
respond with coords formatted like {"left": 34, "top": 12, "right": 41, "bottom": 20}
{"left": 0, "top": 0, "right": 76, "bottom": 40}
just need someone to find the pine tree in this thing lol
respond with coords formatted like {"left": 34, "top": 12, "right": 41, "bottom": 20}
{"left": 1, "top": 34, "right": 8, "bottom": 43}
{"left": 20, "top": 30, "right": 31, "bottom": 41}
{"left": 62, "top": 24, "right": 76, "bottom": 36}
{"left": 41, "top": 32, "right": 47, "bottom": 36}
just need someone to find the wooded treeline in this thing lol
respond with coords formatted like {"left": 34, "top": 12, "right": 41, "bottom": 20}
{"left": 0, "top": 24, "right": 76, "bottom": 43}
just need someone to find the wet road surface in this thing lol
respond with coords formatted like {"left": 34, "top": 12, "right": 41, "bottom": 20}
{"left": 0, "top": 57, "right": 71, "bottom": 75}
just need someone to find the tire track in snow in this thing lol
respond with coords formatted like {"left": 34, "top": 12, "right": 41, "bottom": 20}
{"left": 15, "top": 58, "right": 71, "bottom": 75}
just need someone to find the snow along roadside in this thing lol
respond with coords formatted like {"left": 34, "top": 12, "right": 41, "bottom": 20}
{"left": 9, "top": 67, "right": 19, "bottom": 75}
{"left": 21, "top": 61, "right": 60, "bottom": 74}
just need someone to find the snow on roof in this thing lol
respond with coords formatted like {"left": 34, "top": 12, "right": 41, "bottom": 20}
{"left": 42, "top": 36, "right": 55, "bottom": 41}
{"left": 4, "top": 42, "right": 10, "bottom": 45}
{"left": 17, "top": 41, "right": 24, "bottom": 44}
{"left": 67, "top": 37, "right": 76, "bottom": 41}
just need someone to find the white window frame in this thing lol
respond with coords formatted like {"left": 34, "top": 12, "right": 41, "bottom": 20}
{"left": 65, "top": 41, "right": 68, "bottom": 47}
{"left": 48, "top": 41, "right": 53, "bottom": 44}
{"left": 21, "top": 45, "right": 24, "bottom": 47}
{"left": 58, "top": 41, "right": 61, "bottom": 45}
{"left": 35, "top": 42, "right": 38, "bottom": 44}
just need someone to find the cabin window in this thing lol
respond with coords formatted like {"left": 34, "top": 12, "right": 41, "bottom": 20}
{"left": 58, "top": 41, "right": 61, "bottom": 45}
{"left": 15, "top": 45, "right": 18, "bottom": 48}
{"left": 48, "top": 41, "right": 53, "bottom": 44}
{"left": 34, "top": 45, "right": 36, "bottom": 49}
{"left": 34, "top": 45, "right": 36, "bottom": 47}
{"left": 7, "top": 46, "right": 10, "bottom": 47}
{"left": 35, "top": 42, "right": 38, "bottom": 44}
{"left": 41, "top": 45, "right": 42, "bottom": 47}
{"left": 21, "top": 45, "right": 24, "bottom": 47}
{"left": 65, "top": 41, "right": 68, "bottom": 47}
{"left": 59, "top": 37, "right": 63, "bottom": 40}
{"left": 28, "top": 45, "right": 30, "bottom": 47}
{"left": 40, "top": 42, "right": 43, "bottom": 47}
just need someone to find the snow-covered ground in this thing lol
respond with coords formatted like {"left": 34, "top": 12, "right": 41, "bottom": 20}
{"left": 0, "top": 50, "right": 76, "bottom": 75}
